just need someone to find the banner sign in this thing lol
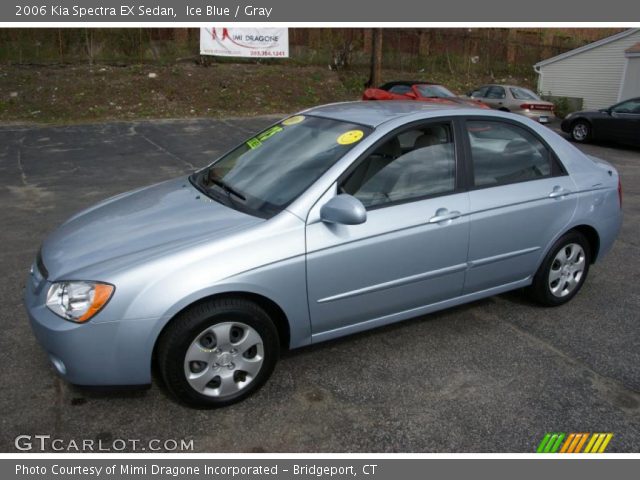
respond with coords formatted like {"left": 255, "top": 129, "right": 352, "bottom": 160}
{"left": 200, "top": 28, "right": 289, "bottom": 58}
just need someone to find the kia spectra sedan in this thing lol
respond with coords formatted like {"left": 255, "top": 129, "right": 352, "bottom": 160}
{"left": 25, "top": 102, "right": 622, "bottom": 407}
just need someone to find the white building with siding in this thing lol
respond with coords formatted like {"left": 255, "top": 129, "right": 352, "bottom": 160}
{"left": 534, "top": 29, "right": 640, "bottom": 110}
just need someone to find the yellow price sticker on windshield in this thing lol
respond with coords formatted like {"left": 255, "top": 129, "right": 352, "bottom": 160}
{"left": 337, "top": 130, "right": 364, "bottom": 145}
{"left": 282, "top": 115, "right": 305, "bottom": 126}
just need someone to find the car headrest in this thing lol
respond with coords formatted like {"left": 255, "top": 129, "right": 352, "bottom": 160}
{"left": 504, "top": 138, "right": 534, "bottom": 157}
{"left": 374, "top": 137, "right": 401, "bottom": 158}
{"left": 414, "top": 133, "right": 440, "bottom": 149}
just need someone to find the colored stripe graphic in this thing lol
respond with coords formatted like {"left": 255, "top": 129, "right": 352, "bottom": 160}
{"left": 574, "top": 433, "right": 589, "bottom": 453}
{"left": 538, "top": 433, "right": 613, "bottom": 453}
{"left": 559, "top": 433, "right": 575, "bottom": 453}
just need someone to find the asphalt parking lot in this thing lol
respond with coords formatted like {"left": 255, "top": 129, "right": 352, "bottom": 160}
{"left": 0, "top": 117, "right": 638, "bottom": 452}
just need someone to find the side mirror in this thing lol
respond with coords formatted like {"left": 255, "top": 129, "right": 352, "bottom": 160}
{"left": 320, "top": 194, "right": 367, "bottom": 225}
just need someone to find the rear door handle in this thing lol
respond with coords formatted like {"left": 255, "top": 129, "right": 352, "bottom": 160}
{"left": 429, "top": 209, "right": 461, "bottom": 224}
{"left": 549, "top": 186, "right": 571, "bottom": 198}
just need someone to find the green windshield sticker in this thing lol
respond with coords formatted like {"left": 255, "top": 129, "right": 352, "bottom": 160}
{"left": 257, "top": 125, "right": 283, "bottom": 142}
{"left": 246, "top": 125, "right": 285, "bottom": 149}
{"left": 246, "top": 138, "right": 262, "bottom": 149}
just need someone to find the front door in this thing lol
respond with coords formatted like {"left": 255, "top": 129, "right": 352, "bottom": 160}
{"left": 305, "top": 121, "right": 470, "bottom": 341}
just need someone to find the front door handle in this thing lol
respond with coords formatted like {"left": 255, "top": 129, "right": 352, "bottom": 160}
{"left": 429, "top": 208, "right": 461, "bottom": 224}
{"left": 549, "top": 186, "right": 571, "bottom": 199}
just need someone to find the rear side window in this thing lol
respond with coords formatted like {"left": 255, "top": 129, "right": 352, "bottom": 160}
{"left": 472, "top": 86, "right": 489, "bottom": 98}
{"left": 486, "top": 86, "right": 506, "bottom": 99}
{"left": 466, "top": 120, "right": 553, "bottom": 187}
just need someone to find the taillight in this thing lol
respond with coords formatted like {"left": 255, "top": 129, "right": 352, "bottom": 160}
{"left": 618, "top": 178, "right": 623, "bottom": 207}
{"left": 520, "top": 103, "right": 532, "bottom": 110}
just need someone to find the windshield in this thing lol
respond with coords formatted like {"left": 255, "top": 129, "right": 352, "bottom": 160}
{"left": 191, "top": 115, "right": 372, "bottom": 218}
{"left": 415, "top": 84, "right": 456, "bottom": 98}
{"left": 510, "top": 87, "right": 540, "bottom": 101}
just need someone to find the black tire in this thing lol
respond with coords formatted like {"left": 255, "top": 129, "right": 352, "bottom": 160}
{"left": 157, "top": 297, "right": 279, "bottom": 408}
{"left": 528, "top": 231, "right": 591, "bottom": 307}
{"left": 570, "top": 120, "right": 592, "bottom": 143}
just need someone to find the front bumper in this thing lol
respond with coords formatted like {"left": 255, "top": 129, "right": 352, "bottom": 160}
{"left": 24, "top": 265, "right": 156, "bottom": 386}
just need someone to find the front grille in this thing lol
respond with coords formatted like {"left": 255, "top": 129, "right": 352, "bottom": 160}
{"left": 36, "top": 250, "right": 49, "bottom": 280}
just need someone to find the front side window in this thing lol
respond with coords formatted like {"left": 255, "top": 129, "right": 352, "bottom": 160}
{"left": 341, "top": 123, "right": 456, "bottom": 208}
{"left": 191, "top": 116, "right": 371, "bottom": 217}
{"left": 466, "top": 120, "right": 552, "bottom": 187}
{"left": 612, "top": 99, "right": 640, "bottom": 114}
{"left": 388, "top": 85, "right": 412, "bottom": 95}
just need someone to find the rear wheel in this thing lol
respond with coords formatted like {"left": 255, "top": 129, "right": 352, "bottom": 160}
{"left": 528, "top": 231, "right": 591, "bottom": 306}
{"left": 157, "top": 298, "right": 279, "bottom": 407}
{"left": 571, "top": 120, "right": 591, "bottom": 143}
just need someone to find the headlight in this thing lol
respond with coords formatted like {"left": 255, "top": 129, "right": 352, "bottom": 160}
{"left": 46, "top": 281, "right": 114, "bottom": 323}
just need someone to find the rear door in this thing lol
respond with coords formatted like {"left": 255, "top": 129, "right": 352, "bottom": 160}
{"left": 482, "top": 86, "right": 508, "bottom": 110}
{"left": 461, "top": 118, "right": 578, "bottom": 293}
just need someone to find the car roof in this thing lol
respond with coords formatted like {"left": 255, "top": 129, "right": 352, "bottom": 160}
{"left": 304, "top": 101, "right": 467, "bottom": 128}
{"left": 481, "top": 84, "right": 532, "bottom": 90}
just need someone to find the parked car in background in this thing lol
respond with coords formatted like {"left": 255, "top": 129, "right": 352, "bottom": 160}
{"left": 364, "top": 81, "right": 489, "bottom": 108}
{"left": 26, "top": 102, "right": 621, "bottom": 407}
{"left": 561, "top": 97, "right": 640, "bottom": 146}
{"left": 468, "top": 85, "right": 555, "bottom": 123}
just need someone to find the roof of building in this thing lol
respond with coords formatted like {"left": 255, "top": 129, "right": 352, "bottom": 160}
{"left": 625, "top": 42, "right": 640, "bottom": 54}
{"left": 534, "top": 28, "right": 640, "bottom": 69}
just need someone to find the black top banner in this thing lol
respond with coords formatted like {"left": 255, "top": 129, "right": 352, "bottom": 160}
{"left": 4, "top": 0, "right": 640, "bottom": 22}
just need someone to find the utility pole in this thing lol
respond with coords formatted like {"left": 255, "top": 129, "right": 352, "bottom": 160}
{"left": 367, "top": 28, "right": 383, "bottom": 88}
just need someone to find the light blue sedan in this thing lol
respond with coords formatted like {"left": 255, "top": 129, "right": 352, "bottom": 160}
{"left": 25, "top": 102, "right": 622, "bottom": 407}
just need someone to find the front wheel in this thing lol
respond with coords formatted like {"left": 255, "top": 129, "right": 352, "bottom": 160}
{"left": 157, "top": 298, "right": 279, "bottom": 408}
{"left": 528, "top": 231, "right": 591, "bottom": 307}
{"left": 571, "top": 120, "right": 591, "bottom": 143}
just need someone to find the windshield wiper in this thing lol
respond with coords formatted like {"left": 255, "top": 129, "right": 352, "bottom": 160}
{"left": 207, "top": 174, "right": 246, "bottom": 201}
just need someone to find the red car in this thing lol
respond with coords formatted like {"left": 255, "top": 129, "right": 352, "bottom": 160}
{"left": 363, "top": 81, "right": 489, "bottom": 109}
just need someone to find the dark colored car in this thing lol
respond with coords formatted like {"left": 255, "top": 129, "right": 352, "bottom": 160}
{"left": 561, "top": 97, "right": 640, "bottom": 146}
{"left": 363, "top": 81, "right": 489, "bottom": 109}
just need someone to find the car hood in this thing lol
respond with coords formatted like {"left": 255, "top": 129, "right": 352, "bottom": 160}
{"left": 41, "top": 178, "right": 262, "bottom": 280}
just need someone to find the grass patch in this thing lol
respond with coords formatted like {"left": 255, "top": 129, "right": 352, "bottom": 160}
{"left": 0, "top": 62, "right": 537, "bottom": 125}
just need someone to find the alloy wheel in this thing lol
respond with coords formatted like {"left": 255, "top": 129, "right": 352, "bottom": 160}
{"left": 572, "top": 123, "right": 589, "bottom": 141}
{"left": 548, "top": 243, "right": 586, "bottom": 298}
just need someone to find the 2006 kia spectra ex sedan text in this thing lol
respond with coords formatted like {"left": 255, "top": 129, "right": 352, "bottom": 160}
{"left": 25, "top": 102, "right": 622, "bottom": 407}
